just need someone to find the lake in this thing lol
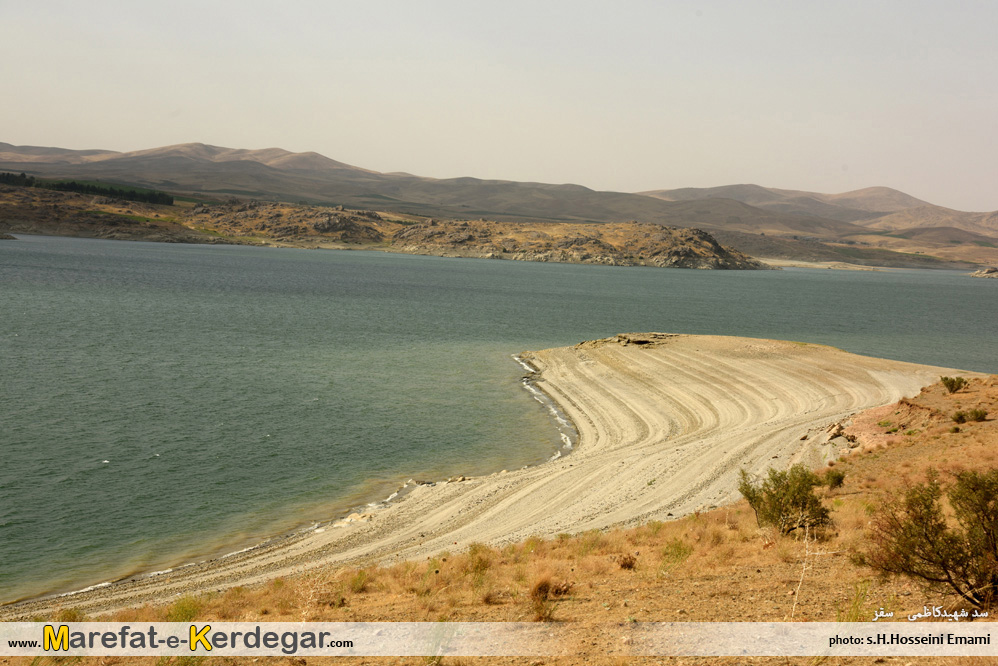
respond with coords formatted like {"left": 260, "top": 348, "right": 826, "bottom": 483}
{"left": 1, "top": 234, "right": 994, "bottom": 602}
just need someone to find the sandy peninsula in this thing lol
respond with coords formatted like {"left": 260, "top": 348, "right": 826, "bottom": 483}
{"left": 0, "top": 334, "right": 965, "bottom": 619}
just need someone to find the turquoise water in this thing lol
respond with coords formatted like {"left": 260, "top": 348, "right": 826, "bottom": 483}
{"left": 1, "top": 235, "right": 995, "bottom": 602}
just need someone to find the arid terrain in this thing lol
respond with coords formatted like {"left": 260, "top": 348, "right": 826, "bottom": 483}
{"left": 1, "top": 141, "right": 996, "bottom": 268}
{"left": 0, "top": 185, "right": 224, "bottom": 243}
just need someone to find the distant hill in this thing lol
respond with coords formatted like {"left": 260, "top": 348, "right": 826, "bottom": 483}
{"left": 860, "top": 205, "right": 998, "bottom": 236}
{"left": 641, "top": 184, "right": 932, "bottom": 222}
{"left": 0, "top": 142, "right": 865, "bottom": 234}
{"left": 0, "top": 142, "right": 117, "bottom": 163}
{"left": 1, "top": 141, "right": 994, "bottom": 267}
{"left": 641, "top": 183, "right": 997, "bottom": 239}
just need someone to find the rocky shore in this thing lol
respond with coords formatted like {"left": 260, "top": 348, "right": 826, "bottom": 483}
{"left": 390, "top": 220, "right": 768, "bottom": 269}
{"left": 1, "top": 186, "right": 770, "bottom": 270}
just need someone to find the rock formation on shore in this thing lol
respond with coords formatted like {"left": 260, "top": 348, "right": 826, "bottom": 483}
{"left": 1, "top": 187, "right": 770, "bottom": 270}
{"left": 391, "top": 220, "right": 769, "bottom": 269}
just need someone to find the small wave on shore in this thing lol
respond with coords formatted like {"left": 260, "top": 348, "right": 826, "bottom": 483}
{"left": 514, "top": 354, "right": 578, "bottom": 457}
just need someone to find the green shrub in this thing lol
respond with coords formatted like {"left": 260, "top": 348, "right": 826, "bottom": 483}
{"left": 866, "top": 468, "right": 998, "bottom": 608}
{"left": 836, "top": 581, "right": 871, "bottom": 622}
{"left": 349, "top": 569, "right": 370, "bottom": 593}
{"left": 659, "top": 538, "right": 693, "bottom": 576}
{"left": 738, "top": 464, "right": 831, "bottom": 535}
{"left": 968, "top": 408, "right": 988, "bottom": 422}
{"left": 953, "top": 411, "right": 968, "bottom": 424}
{"left": 165, "top": 595, "right": 201, "bottom": 622}
{"left": 940, "top": 376, "right": 967, "bottom": 393}
{"left": 824, "top": 468, "right": 846, "bottom": 489}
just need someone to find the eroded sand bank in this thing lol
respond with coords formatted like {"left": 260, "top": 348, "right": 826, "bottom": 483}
{"left": 1, "top": 333, "right": 963, "bottom": 618}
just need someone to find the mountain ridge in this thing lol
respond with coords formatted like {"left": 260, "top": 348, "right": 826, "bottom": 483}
{"left": 1, "top": 141, "right": 995, "bottom": 261}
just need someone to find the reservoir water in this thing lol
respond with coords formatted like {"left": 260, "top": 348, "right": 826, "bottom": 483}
{"left": 2, "top": 234, "right": 995, "bottom": 602}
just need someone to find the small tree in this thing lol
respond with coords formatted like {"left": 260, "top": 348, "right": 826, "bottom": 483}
{"left": 738, "top": 464, "right": 831, "bottom": 535}
{"left": 866, "top": 468, "right": 998, "bottom": 609}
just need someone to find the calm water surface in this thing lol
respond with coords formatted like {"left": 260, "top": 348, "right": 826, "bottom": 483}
{"left": 1, "top": 235, "right": 995, "bottom": 601}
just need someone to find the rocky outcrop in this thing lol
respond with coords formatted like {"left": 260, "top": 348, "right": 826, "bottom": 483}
{"left": 184, "top": 200, "right": 384, "bottom": 244}
{"left": 391, "top": 220, "right": 770, "bottom": 270}
{"left": 970, "top": 267, "right": 998, "bottom": 278}
{"left": 0, "top": 184, "right": 770, "bottom": 269}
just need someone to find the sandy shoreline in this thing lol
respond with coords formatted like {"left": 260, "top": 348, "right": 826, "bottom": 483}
{"left": 0, "top": 333, "right": 964, "bottom": 619}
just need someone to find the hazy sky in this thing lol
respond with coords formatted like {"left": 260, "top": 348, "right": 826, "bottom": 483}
{"left": 4, "top": 1, "right": 997, "bottom": 210}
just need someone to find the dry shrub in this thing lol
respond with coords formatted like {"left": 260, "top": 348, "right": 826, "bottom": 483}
{"left": 530, "top": 577, "right": 551, "bottom": 601}
{"left": 54, "top": 607, "right": 88, "bottom": 622}
{"left": 704, "top": 526, "right": 726, "bottom": 547}
{"left": 685, "top": 513, "right": 729, "bottom": 551}
{"left": 615, "top": 553, "right": 637, "bottom": 570}
{"left": 463, "top": 542, "right": 494, "bottom": 587}
{"left": 659, "top": 538, "right": 693, "bottom": 576}
{"left": 776, "top": 540, "right": 797, "bottom": 563}
{"left": 385, "top": 560, "right": 419, "bottom": 595}
{"left": 112, "top": 604, "right": 159, "bottom": 623}
{"left": 578, "top": 553, "right": 610, "bottom": 577}
{"left": 165, "top": 594, "right": 201, "bottom": 622}
{"left": 528, "top": 575, "right": 571, "bottom": 621}
{"left": 349, "top": 569, "right": 370, "bottom": 593}
{"left": 575, "top": 529, "right": 607, "bottom": 557}
{"left": 408, "top": 564, "right": 439, "bottom": 597}
{"left": 212, "top": 586, "right": 249, "bottom": 620}
{"left": 481, "top": 588, "right": 503, "bottom": 605}
{"left": 645, "top": 520, "right": 665, "bottom": 537}
{"left": 522, "top": 535, "right": 543, "bottom": 554}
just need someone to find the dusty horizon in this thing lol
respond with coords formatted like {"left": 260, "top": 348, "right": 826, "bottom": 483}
{"left": 3, "top": 1, "right": 996, "bottom": 211}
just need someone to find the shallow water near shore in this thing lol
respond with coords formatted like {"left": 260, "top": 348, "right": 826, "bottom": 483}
{"left": 2, "top": 235, "right": 995, "bottom": 602}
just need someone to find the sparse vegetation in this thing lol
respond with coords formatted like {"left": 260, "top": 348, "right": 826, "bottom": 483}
{"left": 823, "top": 468, "right": 846, "bottom": 489}
{"left": 349, "top": 569, "right": 370, "bottom": 593}
{"left": 941, "top": 376, "right": 968, "bottom": 394}
{"left": 659, "top": 538, "right": 693, "bottom": 576}
{"left": 529, "top": 576, "right": 568, "bottom": 622}
{"left": 1, "top": 171, "right": 174, "bottom": 204}
{"left": 954, "top": 409, "right": 988, "bottom": 423}
{"left": 866, "top": 468, "right": 998, "bottom": 608}
{"left": 615, "top": 553, "right": 637, "bottom": 569}
{"left": 738, "top": 464, "right": 832, "bottom": 535}
{"left": 164, "top": 595, "right": 201, "bottom": 622}
{"left": 836, "top": 581, "right": 871, "bottom": 622}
